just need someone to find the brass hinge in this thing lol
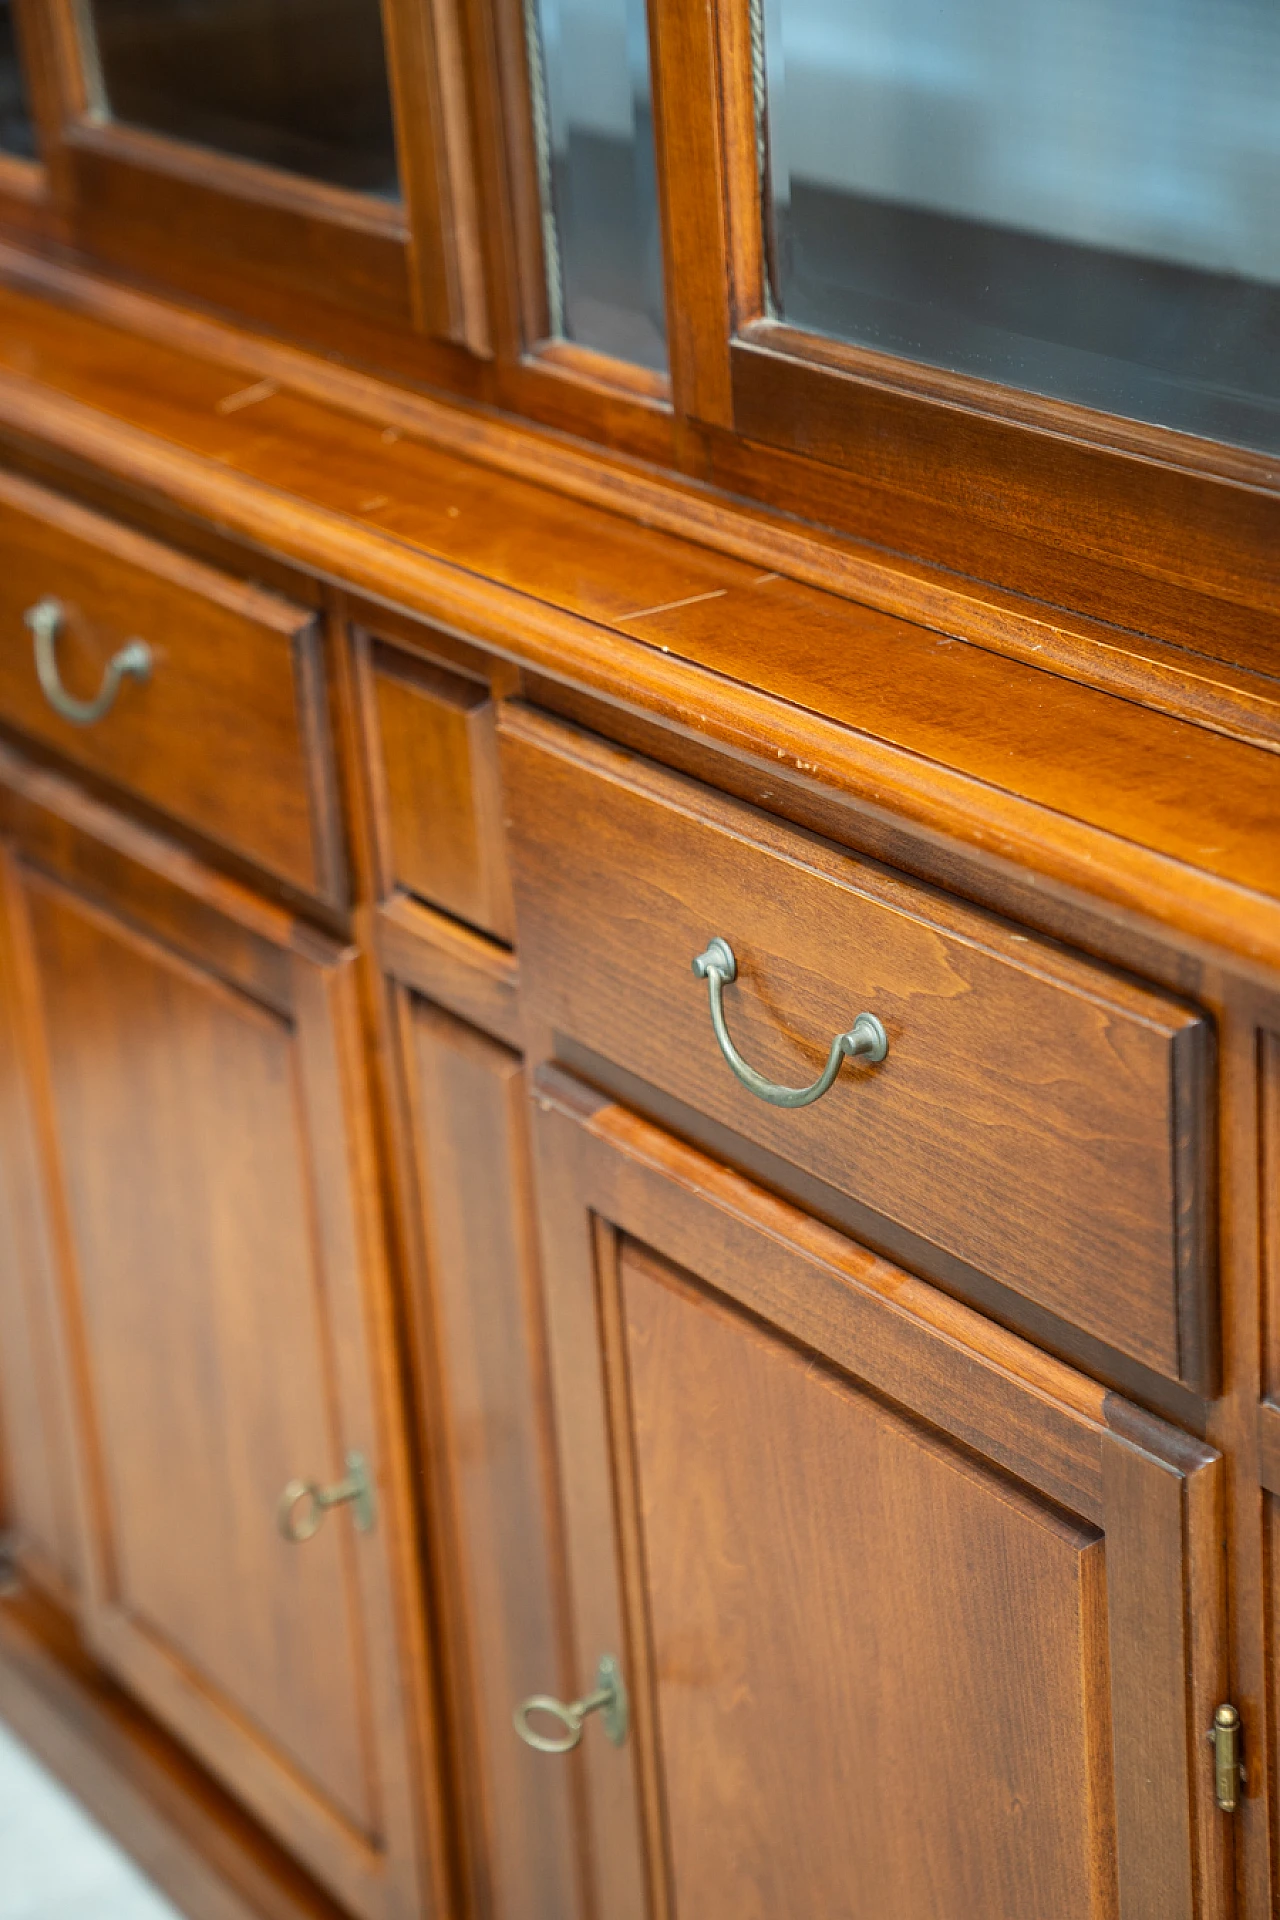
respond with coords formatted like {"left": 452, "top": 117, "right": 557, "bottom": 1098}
{"left": 1208, "top": 1704, "right": 1244, "bottom": 1812}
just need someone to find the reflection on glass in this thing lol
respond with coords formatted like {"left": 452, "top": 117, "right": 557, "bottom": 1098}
{"left": 760, "top": 0, "right": 1280, "bottom": 451}
{"left": 0, "top": 0, "right": 36, "bottom": 160}
{"left": 85, "top": 0, "right": 400, "bottom": 197}
{"left": 525, "top": 0, "right": 667, "bottom": 371}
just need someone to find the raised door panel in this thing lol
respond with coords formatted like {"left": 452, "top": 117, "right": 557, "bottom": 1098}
{"left": 0, "top": 786, "right": 435, "bottom": 1920}
{"left": 26, "top": 880, "right": 372, "bottom": 1827}
{"left": 372, "top": 645, "right": 515, "bottom": 942}
{"left": 527, "top": 1071, "right": 1232, "bottom": 1920}
{"left": 397, "top": 996, "right": 582, "bottom": 1920}
{"left": 622, "top": 1238, "right": 1112, "bottom": 1919}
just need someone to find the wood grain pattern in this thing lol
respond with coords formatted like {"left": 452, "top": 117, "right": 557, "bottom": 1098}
{"left": 65, "top": 119, "right": 416, "bottom": 327}
{"left": 380, "top": 0, "right": 490, "bottom": 352}
{"left": 40, "top": 0, "right": 490, "bottom": 374}
{"left": 647, "top": 0, "right": 732, "bottom": 427}
{"left": 623, "top": 1237, "right": 1114, "bottom": 1920}
{"left": 527, "top": 1071, "right": 1228, "bottom": 1920}
{"left": 0, "top": 468, "right": 343, "bottom": 899}
{"left": 726, "top": 331, "right": 1280, "bottom": 674}
{"left": 504, "top": 709, "right": 1213, "bottom": 1385}
{"left": 1198, "top": 998, "right": 1273, "bottom": 1920}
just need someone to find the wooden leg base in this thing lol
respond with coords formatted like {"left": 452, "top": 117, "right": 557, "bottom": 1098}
{"left": 0, "top": 1583, "right": 351, "bottom": 1920}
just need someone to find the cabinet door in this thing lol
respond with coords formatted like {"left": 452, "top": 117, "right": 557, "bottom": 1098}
{"left": 0, "top": 785, "right": 436, "bottom": 1920}
{"left": 394, "top": 993, "right": 583, "bottom": 1920}
{"left": 47, "top": 0, "right": 488, "bottom": 361}
{"left": 527, "top": 1069, "right": 1233, "bottom": 1920}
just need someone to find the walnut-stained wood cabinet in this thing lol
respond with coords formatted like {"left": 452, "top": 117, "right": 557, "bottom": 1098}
{"left": 0, "top": 0, "right": 1278, "bottom": 1916}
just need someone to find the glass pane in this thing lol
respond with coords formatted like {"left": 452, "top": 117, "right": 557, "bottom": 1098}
{"left": 85, "top": 0, "right": 400, "bottom": 198}
{"left": 525, "top": 0, "right": 667, "bottom": 371}
{"left": 0, "top": 0, "right": 36, "bottom": 160}
{"left": 760, "top": 0, "right": 1280, "bottom": 452}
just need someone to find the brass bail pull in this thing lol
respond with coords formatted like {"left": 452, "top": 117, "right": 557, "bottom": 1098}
{"left": 26, "top": 595, "right": 152, "bottom": 728}
{"left": 692, "top": 935, "right": 888, "bottom": 1109}
{"left": 278, "top": 1451, "right": 377, "bottom": 1543}
{"left": 513, "top": 1654, "right": 630, "bottom": 1754}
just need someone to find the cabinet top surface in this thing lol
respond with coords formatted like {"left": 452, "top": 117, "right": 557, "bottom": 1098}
{"left": 0, "top": 266, "right": 1276, "bottom": 981}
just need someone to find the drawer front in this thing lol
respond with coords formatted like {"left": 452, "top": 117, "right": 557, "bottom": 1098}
{"left": 371, "top": 639, "right": 514, "bottom": 942}
{"left": 0, "top": 472, "right": 339, "bottom": 898}
{"left": 501, "top": 707, "right": 1213, "bottom": 1388}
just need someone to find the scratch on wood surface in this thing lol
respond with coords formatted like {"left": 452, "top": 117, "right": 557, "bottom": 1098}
{"left": 617, "top": 588, "right": 728, "bottom": 623}
{"left": 215, "top": 379, "right": 278, "bottom": 415}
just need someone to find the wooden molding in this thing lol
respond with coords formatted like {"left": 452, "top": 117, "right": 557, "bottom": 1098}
{"left": 0, "top": 271, "right": 1276, "bottom": 992}
{"left": 0, "top": 244, "right": 1276, "bottom": 756}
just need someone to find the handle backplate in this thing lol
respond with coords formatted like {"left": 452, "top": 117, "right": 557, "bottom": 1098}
{"left": 513, "top": 1654, "right": 629, "bottom": 1754}
{"left": 278, "top": 1451, "right": 376, "bottom": 1543}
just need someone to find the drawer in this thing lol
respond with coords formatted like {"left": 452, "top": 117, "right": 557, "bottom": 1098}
{"left": 370, "top": 637, "right": 514, "bottom": 942}
{"left": 501, "top": 706, "right": 1213, "bottom": 1389}
{"left": 0, "top": 472, "right": 340, "bottom": 899}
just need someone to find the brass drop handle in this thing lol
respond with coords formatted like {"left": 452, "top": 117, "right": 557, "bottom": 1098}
{"left": 513, "top": 1654, "right": 629, "bottom": 1754}
{"left": 692, "top": 936, "right": 888, "bottom": 1109}
{"left": 278, "top": 1451, "right": 376, "bottom": 1543}
{"left": 25, "top": 595, "right": 152, "bottom": 727}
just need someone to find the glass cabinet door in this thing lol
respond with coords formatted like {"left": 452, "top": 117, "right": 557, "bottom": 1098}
{"left": 0, "top": 0, "right": 35, "bottom": 160}
{"left": 44, "top": 0, "right": 488, "bottom": 361}
{"left": 523, "top": 0, "right": 667, "bottom": 371}
{"left": 757, "top": 0, "right": 1280, "bottom": 451}
{"left": 81, "top": 0, "right": 400, "bottom": 198}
